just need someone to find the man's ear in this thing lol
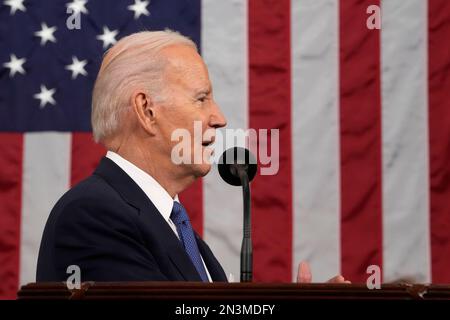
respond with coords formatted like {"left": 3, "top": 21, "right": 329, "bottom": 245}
{"left": 132, "top": 91, "right": 157, "bottom": 136}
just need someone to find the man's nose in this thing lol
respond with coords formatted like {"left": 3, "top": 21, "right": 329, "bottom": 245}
{"left": 209, "top": 101, "right": 227, "bottom": 129}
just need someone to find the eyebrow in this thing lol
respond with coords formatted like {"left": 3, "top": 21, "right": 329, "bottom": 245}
{"left": 195, "top": 88, "right": 211, "bottom": 96}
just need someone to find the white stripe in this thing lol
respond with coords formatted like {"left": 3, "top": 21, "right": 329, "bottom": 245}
{"left": 201, "top": 0, "right": 248, "bottom": 281}
{"left": 381, "top": 0, "right": 430, "bottom": 283}
{"left": 20, "top": 132, "right": 71, "bottom": 285}
{"left": 291, "top": 0, "right": 341, "bottom": 282}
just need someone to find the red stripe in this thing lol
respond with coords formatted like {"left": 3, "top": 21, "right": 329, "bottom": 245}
{"left": 0, "top": 133, "right": 23, "bottom": 299}
{"left": 428, "top": 0, "right": 450, "bottom": 283}
{"left": 70, "top": 133, "right": 105, "bottom": 187}
{"left": 248, "top": 0, "right": 292, "bottom": 282}
{"left": 179, "top": 178, "right": 203, "bottom": 236}
{"left": 339, "top": 0, "right": 383, "bottom": 283}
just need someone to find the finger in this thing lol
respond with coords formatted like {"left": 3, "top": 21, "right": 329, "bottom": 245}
{"left": 297, "top": 261, "right": 312, "bottom": 283}
{"left": 327, "top": 275, "right": 347, "bottom": 283}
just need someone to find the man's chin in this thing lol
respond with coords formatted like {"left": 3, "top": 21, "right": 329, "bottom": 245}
{"left": 193, "top": 162, "right": 212, "bottom": 178}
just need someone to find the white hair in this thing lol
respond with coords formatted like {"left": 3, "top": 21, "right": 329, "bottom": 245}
{"left": 91, "top": 30, "right": 197, "bottom": 143}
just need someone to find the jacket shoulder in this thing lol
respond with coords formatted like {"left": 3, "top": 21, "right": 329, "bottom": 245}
{"left": 47, "top": 173, "right": 140, "bottom": 233}
{"left": 54, "top": 174, "right": 128, "bottom": 211}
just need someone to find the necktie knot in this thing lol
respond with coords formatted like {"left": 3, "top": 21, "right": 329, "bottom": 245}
{"left": 171, "top": 201, "right": 190, "bottom": 225}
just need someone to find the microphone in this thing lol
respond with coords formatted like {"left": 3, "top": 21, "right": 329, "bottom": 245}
{"left": 218, "top": 147, "right": 257, "bottom": 282}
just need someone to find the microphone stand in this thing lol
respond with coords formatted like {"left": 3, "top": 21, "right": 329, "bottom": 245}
{"left": 232, "top": 164, "right": 252, "bottom": 282}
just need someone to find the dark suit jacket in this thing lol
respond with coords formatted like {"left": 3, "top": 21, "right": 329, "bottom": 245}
{"left": 36, "top": 157, "right": 227, "bottom": 282}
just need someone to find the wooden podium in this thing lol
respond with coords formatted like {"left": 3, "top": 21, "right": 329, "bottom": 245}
{"left": 17, "top": 282, "right": 450, "bottom": 300}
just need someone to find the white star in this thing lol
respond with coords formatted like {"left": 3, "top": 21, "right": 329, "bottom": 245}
{"left": 66, "top": 0, "right": 88, "bottom": 15}
{"left": 34, "top": 22, "right": 57, "bottom": 46}
{"left": 127, "top": 0, "right": 150, "bottom": 19}
{"left": 96, "top": 26, "right": 118, "bottom": 49}
{"left": 65, "top": 56, "right": 88, "bottom": 79}
{"left": 33, "top": 85, "right": 56, "bottom": 108}
{"left": 3, "top": 54, "right": 26, "bottom": 77}
{"left": 4, "top": 0, "right": 26, "bottom": 15}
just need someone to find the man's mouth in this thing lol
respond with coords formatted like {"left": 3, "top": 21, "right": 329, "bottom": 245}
{"left": 202, "top": 137, "right": 215, "bottom": 147}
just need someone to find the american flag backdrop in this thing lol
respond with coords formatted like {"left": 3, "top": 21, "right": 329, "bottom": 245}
{"left": 1, "top": 0, "right": 450, "bottom": 299}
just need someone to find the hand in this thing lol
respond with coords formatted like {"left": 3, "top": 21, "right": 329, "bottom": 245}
{"left": 297, "top": 261, "right": 351, "bottom": 284}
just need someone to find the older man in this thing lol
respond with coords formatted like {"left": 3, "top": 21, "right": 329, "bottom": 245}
{"left": 37, "top": 30, "right": 348, "bottom": 284}
{"left": 37, "top": 30, "right": 227, "bottom": 282}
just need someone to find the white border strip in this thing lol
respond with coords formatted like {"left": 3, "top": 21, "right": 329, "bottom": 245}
{"left": 201, "top": 0, "right": 249, "bottom": 281}
{"left": 291, "top": 0, "right": 341, "bottom": 282}
{"left": 381, "top": 0, "right": 431, "bottom": 283}
{"left": 20, "top": 132, "right": 71, "bottom": 285}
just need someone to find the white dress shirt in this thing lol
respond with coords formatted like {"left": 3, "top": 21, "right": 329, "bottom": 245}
{"left": 106, "top": 151, "right": 212, "bottom": 282}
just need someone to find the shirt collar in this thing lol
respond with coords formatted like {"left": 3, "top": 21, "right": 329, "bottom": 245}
{"left": 106, "top": 151, "right": 178, "bottom": 223}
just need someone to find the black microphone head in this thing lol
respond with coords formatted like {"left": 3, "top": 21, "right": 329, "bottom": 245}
{"left": 218, "top": 147, "right": 257, "bottom": 186}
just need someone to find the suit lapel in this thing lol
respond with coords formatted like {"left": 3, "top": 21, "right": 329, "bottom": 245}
{"left": 195, "top": 233, "right": 228, "bottom": 282}
{"left": 94, "top": 157, "right": 202, "bottom": 281}
{"left": 165, "top": 242, "right": 202, "bottom": 281}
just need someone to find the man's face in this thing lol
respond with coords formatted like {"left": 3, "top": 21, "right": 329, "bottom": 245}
{"left": 156, "top": 44, "right": 227, "bottom": 178}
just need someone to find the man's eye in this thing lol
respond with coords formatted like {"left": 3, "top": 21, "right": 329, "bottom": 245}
{"left": 197, "top": 96, "right": 207, "bottom": 103}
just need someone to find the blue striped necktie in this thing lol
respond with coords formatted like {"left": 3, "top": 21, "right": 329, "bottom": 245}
{"left": 170, "top": 201, "right": 209, "bottom": 282}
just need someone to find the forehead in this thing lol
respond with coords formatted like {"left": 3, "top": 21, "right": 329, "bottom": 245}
{"left": 161, "top": 44, "right": 210, "bottom": 89}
